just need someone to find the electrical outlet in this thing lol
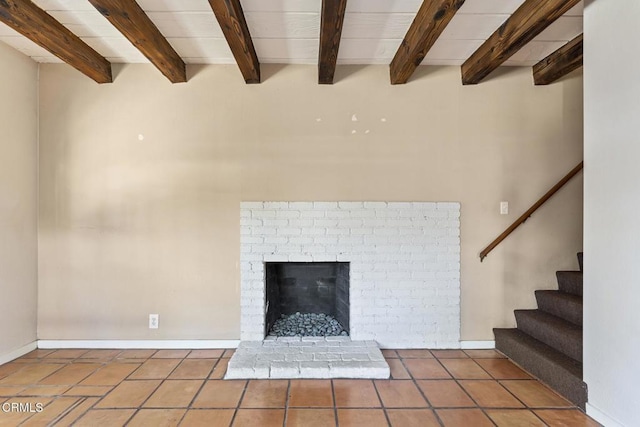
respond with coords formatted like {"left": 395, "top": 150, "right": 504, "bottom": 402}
{"left": 149, "top": 314, "right": 159, "bottom": 329}
{"left": 500, "top": 201, "right": 509, "bottom": 215}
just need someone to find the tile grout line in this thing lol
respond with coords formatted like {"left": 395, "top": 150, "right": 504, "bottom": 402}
{"left": 431, "top": 354, "right": 500, "bottom": 426}
{"left": 174, "top": 353, "right": 225, "bottom": 426}
{"left": 228, "top": 378, "right": 250, "bottom": 426}
{"left": 44, "top": 353, "right": 148, "bottom": 425}
{"left": 369, "top": 378, "right": 393, "bottom": 427}
{"left": 330, "top": 379, "right": 340, "bottom": 427}
{"left": 11, "top": 351, "right": 114, "bottom": 427}
{"left": 283, "top": 379, "right": 292, "bottom": 427}
{"left": 96, "top": 351, "right": 187, "bottom": 424}
{"left": 122, "top": 352, "right": 188, "bottom": 427}
{"left": 396, "top": 351, "right": 446, "bottom": 427}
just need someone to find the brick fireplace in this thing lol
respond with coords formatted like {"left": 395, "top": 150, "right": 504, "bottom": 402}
{"left": 240, "top": 201, "right": 460, "bottom": 348}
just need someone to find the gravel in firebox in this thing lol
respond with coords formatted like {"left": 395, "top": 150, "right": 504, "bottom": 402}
{"left": 269, "top": 312, "right": 348, "bottom": 337}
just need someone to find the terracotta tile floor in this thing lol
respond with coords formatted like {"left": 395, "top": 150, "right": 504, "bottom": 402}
{"left": 0, "top": 348, "right": 601, "bottom": 426}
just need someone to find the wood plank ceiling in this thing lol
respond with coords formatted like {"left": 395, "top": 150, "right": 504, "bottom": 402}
{"left": 0, "top": 0, "right": 584, "bottom": 85}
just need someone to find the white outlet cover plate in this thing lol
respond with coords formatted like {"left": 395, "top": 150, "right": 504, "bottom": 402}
{"left": 149, "top": 314, "right": 159, "bottom": 329}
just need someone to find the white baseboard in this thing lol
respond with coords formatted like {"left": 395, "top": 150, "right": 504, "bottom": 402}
{"left": 34, "top": 340, "right": 494, "bottom": 351}
{"left": 460, "top": 340, "right": 496, "bottom": 349}
{"left": 37, "top": 340, "right": 240, "bottom": 349}
{"left": 586, "top": 403, "right": 625, "bottom": 427}
{"left": 0, "top": 341, "right": 37, "bottom": 365}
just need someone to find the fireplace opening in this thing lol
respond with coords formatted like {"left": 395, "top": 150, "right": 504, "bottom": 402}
{"left": 265, "top": 262, "right": 349, "bottom": 337}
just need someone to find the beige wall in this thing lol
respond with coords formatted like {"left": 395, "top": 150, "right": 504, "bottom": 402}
{"left": 0, "top": 43, "right": 38, "bottom": 355}
{"left": 38, "top": 63, "right": 583, "bottom": 342}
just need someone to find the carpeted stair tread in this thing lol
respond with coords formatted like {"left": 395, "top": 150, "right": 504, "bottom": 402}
{"left": 494, "top": 328, "right": 587, "bottom": 409}
{"left": 514, "top": 309, "right": 582, "bottom": 362}
{"left": 577, "top": 252, "right": 583, "bottom": 272}
{"left": 556, "top": 271, "right": 583, "bottom": 296}
{"left": 535, "top": 290, "right": 583, "bottom": 326}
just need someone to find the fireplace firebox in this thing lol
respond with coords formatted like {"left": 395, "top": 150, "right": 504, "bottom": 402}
{"left": 265, "top": 262, "right": 349, "bottom": 337}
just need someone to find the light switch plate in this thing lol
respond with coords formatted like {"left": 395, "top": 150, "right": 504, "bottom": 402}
{"left": 500, "top": 202, "right": 509, "bottom": 215}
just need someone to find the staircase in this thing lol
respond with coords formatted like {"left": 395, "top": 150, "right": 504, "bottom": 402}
{"left": 494, "top": 252, "right": 587, "bottom": 409}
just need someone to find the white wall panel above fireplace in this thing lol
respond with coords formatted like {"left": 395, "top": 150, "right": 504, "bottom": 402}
{"left": 240, "top": 201, "right": 461, "bottom": 348}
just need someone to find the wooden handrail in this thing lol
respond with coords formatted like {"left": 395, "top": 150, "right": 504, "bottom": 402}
{"left": 480, "top": 161, "right": 584, "bottom": 262}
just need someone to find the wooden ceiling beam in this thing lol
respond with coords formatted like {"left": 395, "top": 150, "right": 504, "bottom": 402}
{"left": 461, "top": 0, "right": 581, "bottom": 85}
{"left": 533, "top": 34, "right": 583, "bottom": 85}
{"left": 390, "top": 0, "right": 465, "bottom": 85}
{"left": 208, "top": 0, "right": 260, "bottom": 84}
{"left": 88, "top": 0, "right": 186, "bottom": 83}
{"left": 0, "top": 0, "right": 111, "bottom": 83}
{"left": 318, "top": 0, "right": 347, "bottom": 85}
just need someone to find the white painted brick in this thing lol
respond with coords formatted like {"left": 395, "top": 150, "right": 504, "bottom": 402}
{"left": 314, "top": 202, "right": 338, "bottom": 209}
{"left": 275, "top": 245, "right": 302, "bottom": 254}
{"left": 373, "top": 228, "right": 398, "bottom": 236}
{"left": 242, "top": 202, "right": 264, "bottom": 209}
{"left": 251, "top": 227, "right": 277, "bottom": 236}
{"left": 253, "top": 210, "right": 277, "bottom": 219}
{"left": 437, "top": 202, "right": 459, "bottom": 210}
{"left": 288, "top": 254, "right": 313, "bottom": 262}
{"left": 338, "top": 236, "right": 364, "bottom": 245}
{"left": 264, "top": 202, "right": 289, "bottom": 209}
{"left": 375, "top": 209, "right": 400, "bottom": 218}
{"left": 314, "top": 353, "right": 341, "bottom": 361}
{"left": 364, "top": 202, "right": 387, "bottom": 209}
{"left": 338, "top": 202, "right": 363, "bottom": 209}
{"left": 276, "top": 228, "right": 301, "bottom": 236}
{"left": 314, "top": 219, "right": 339, "bottom": 227}
{"left": 362, "top": 218, "right": 387, "bottom": 227}
{"left": 240, "top": 218, "right": 262, "bottom": 226}
{"left": 373, "top": 263, "right": 398, "bottom": 272}
{"left": 242, "top": 236, "right": 264, "bottom": 245}
{"left": 299, "top": 361, "right": 331, "bottom": 378}
{"left": 253, "top": 363, "right": 271, "bottom": 379}
{"left": 252, "top": 245, "right": 276, "bottom": 253}
{"left": 362, "top": 271, "right": 387, "bottom": 281}
{"left": 288, "top": 202, "right": 313, "bottom": 209}
{"left": 436, "top": 271, "right": 460, "bottom": 279}
{"left": 312, "top": 254, "right": 338, "bottom": 262}
{"left": 387, "top": 202, "right": 413, "bottom": 209}
{"left": 270, "top": 362, "right": 301, "bottom": 378}
{"left": 263, "top": 219, "right": 289, "bottom": 227}
{"left": 385, "top": 219, "right": 414, "bottom": 227}
{"left": 302, "top": 245, "right": 326, "bottom": 253}
{"left": 285, "top": 353, "right": 314, "bottom": 362}
{"left": 277, "top": 210, "right": 301, "bottom": 218}
{"left": 264, "top": 254, "right": 288, "bottom": 262}
{"left": 302, "top": 228, "right": 327, "bottom": 235}
{"left": 243, "top": 289, "right": 263, "bottom": 299}
{"left": 314, "top": 236, "right": 339, "bottom": 245}
{"left": 242, "top": 272, "right": 263, "bottom": 281}
{"left": 300, "top": 211, "right": 325, "bottom": 218}
{"left": 240, "top": 200, "right": 460, "bottom": 346}
{"left": 339, "top": 219, "right": 363, "bottom": 227}
{"left": 326, "top": 210, "right": 352, "bottom": 218}
{"left": 288, "top": 237, "right": 314, "bottom": 245}
{"left": 350, "top": 228, "right": 373, "bottom": 235}
{"left": 287, "top": 219, "right": 314, "bottom": 228}
{"left": 325, "top": 228, "right": 349, "bottom": 235}
{"left": 412, "top": 202, "right": 437, "bottom": 210}
{"left": 348, "top": 209, "right": 376, "bottom": 218}
{"left": 341, "top": 353, "right": 371, "bottom": 361}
